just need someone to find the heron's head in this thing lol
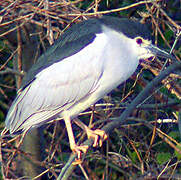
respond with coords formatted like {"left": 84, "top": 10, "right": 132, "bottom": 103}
{"left": 133, "top": 36, "right": 173, "bottom": 62}
{"left": 100, "top": 17, "right": 174, "bottom": 63}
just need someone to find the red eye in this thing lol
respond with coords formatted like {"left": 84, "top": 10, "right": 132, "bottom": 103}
{"left": 136, "top": 38, "right": 143, "bottom": 45}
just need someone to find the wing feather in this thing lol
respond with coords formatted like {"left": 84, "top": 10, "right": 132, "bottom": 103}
{"left": 5, "top": 33, "right": 107, "bottom": 133}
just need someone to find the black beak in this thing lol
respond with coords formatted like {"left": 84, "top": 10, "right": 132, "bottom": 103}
{"left": 147, "top": 44, "right": 176, "bottom": 61}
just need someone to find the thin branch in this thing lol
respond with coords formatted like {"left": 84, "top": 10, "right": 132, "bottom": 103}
{"left": 16, "top": 26, "right": 23, "bottom": 88}
{"left": 0, "top": 67, "right": 24, "bottom": 76}
{"left": 0, "top": 49, "right": 18, "bottom": 71}
{"left": 57, "top": 0, "right": 161, "bottom": 17}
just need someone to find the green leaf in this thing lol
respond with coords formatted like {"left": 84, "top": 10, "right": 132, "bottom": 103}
{"left": 168, "top": 131, "right": 181, "bottom": 142}
{"left": 0, "top": 110, "right": 4, "bottom": 122}
{"left": 129, "top": 151, "right": 139, "bottom": 164}
{"left": 156, "top": 152, "right": 171, "bottom": 165}
{"left": 174, "top": 144, "right": 181, "bottom": 160}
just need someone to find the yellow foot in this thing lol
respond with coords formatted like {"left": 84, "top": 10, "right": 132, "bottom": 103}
{"left": 87, "top": 129, "right": 108, "bottom": 147}
{"left": 72, "top": 144, "right": 89, "bottom": 165}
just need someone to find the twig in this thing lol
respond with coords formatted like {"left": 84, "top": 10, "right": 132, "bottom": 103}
{"left": 16, "top": 26, "right": 23, "bottom": 88}
{"left": 44, "top": 0, "right": 54, "bottom": 45}
{"left": 153, "top": 3, "right": 181, "bottom": 30}
{"left": 0, "top": 67, "right": 24, "bottom": 76}
{"left": 0, "top": 49, "right": 18, "bottom": 71}
{"left": 57, "top": 0, "right": 161, "bottom": 17}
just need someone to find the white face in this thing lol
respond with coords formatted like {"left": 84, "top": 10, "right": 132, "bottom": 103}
{"left": 132, "top": 36, "right": 155, "bottom": 60}
{"left": 102, "top": 26, "right": 155, "bottom": 63}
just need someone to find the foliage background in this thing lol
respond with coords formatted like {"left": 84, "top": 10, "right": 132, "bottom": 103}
{"left": 0, "top": 0, "right": 181, "bottom": 179}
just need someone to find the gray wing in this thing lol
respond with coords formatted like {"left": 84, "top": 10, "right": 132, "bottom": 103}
{"left": 5, "top": 34, "right": 106, "bottom": 133}
{"left": 21, "top": 19, "right": 102, "bottom": 87}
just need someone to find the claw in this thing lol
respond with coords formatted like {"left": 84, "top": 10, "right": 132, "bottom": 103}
{"left": 72, "top": 145, "right": 89, "bottom": 165}
{"left": 73, "top": 119, "right": 108, "bottom": 148}
{"left": 86, "top": 129, "right": 108, "bottom": 147}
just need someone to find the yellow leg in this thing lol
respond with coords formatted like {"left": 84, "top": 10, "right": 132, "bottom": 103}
{"left": 73, "top": 118, "right": 108, "bottom": 147}
{"left": 64, "top": 116, "right": 88, "bottom": 164}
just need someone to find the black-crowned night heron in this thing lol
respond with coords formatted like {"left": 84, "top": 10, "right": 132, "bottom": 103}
{"left": 5, "top": 16, "right": 173, "bottom": 162}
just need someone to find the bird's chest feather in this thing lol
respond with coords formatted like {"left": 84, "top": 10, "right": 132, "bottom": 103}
{"left": 99, "top": 32, "right": 139, "bottom": 90}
